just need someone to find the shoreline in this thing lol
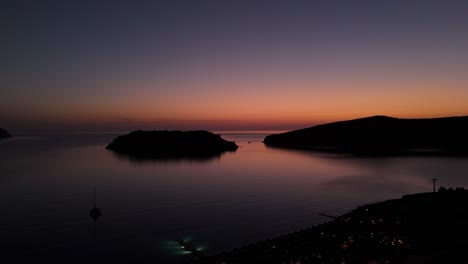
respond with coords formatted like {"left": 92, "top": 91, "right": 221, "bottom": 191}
{"left": 193, "top": 189, "right": 468, "bottom": 263}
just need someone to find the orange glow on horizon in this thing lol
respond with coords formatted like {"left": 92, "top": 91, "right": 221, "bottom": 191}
{"left": 2, "top": 76, "right": 468, "bottom": 132}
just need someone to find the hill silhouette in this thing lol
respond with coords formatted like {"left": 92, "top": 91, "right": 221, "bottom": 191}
{"left": 0, "top": 128, "right": 11, "bottom": 139}
{"left": 106, "top": 130, "right": 238, "bottom": 160}
{"left": 264, "top": 115, "right": 468, "bottom": 155}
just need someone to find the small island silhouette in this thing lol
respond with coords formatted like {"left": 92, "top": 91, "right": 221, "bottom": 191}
{"left": 0, "top": 128, "right": 11, "bottom": 140}
{"left": 264, "top": 115, "right": 468, "bottom": 155}
{"left": 106, "top": 130, "right": 238, "bottom": 161}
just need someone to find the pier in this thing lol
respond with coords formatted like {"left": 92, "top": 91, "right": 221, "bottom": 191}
{"left": 176, "top": 239, "right": 206, "bottom": 259}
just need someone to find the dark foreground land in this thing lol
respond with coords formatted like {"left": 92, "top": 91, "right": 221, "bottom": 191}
{"left": 264, "top": 116, "right": 468, "bottom": 155}
{"left": 194, "top": 189, "right": 468, "bottom": 263}
{"left": 106, "top": 130, "right": 238, "bottom": 160}
{"left": 0, "top": 128, "right": 11, "bottom": 139}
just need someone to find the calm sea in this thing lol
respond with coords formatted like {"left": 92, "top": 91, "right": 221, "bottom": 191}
{"left": 1, "top": 131, "right": 468, "bottom": 263}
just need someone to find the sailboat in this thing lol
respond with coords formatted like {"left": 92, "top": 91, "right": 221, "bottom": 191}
{"left": 90, "top": 187, "right": 102, "bottom": 220}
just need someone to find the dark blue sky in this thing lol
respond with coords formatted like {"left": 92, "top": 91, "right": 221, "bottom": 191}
{"left": 3, "top": 0, "right": 468, "bottom": 132}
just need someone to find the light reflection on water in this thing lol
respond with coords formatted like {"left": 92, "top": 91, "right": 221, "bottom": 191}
{"left": 1, "top": 132, "right": 468, "bottom": 263}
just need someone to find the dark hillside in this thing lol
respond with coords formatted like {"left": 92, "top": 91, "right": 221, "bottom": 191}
{"left": 264, "top": 116, "right": 468, "bottom": 155}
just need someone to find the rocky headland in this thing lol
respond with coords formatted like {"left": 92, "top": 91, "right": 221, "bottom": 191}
{"left": 0, "top": 128, "right": 11, "bottom": 139}
{"left": 264, "top": 116, "right": 468, "bottom": 155}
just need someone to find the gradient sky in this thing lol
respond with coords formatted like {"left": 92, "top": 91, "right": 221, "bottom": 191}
{"left": 3, "top": 0, "right": 468, "bottom": 133}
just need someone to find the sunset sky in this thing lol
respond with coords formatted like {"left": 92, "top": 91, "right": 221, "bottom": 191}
{"left": 4, "top": 0, "right": 468, "bottom": 133}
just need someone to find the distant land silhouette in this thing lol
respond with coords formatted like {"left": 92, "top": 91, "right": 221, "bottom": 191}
{"left": 0, "top": 128, "right": 11, "bottom": 139}
{"left": 264, "top": 115, "right": 468, "bottom": 155}
{"left": 106, "top": 130, "right": 238, "bottom": 161}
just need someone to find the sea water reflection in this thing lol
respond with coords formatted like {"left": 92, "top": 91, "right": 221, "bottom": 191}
{"left": 0, "top": 132, "right": 468, "bottom": 263}
{"left": 109, "top": 150, "right": 227, "bottom": 164}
